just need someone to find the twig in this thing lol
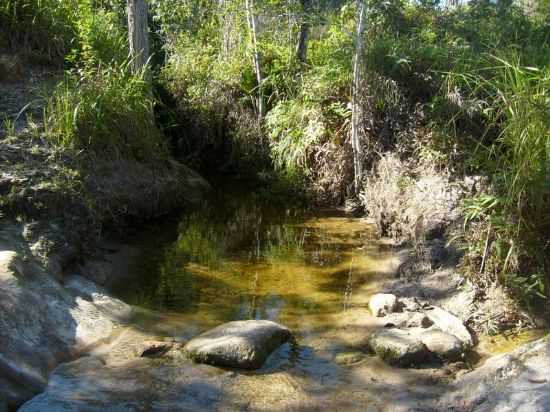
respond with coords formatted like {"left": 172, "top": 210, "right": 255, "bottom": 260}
{"left": 479, "top": 221, "right": 492, "bottom": 275}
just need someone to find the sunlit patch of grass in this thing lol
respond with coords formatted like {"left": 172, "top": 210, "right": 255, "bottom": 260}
{"left": 43, "top": 62, "right": 165, "bottom": 160}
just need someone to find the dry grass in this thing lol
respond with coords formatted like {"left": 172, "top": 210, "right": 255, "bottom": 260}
{"left": 308, "top": 141, "right": 354, "bottom": 205}
{"left": 360, "top": 153, "right": 464, "bottom": 243}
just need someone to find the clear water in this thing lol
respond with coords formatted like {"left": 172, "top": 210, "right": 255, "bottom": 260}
{"left": 112, "top": 189, "right": 396, "bottom": 341}
{"left": 105, "top": 189, "right": 547, "bottom": 410}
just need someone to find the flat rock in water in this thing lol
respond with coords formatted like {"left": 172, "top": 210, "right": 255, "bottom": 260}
{"left": 424, "top": 306, "right": 473, "bottom": 347}
{"left": 369, "top": 293, "right": 398, "bottom": 317}
{"left": 368, "top": 328, "right": 430, "bottom": 367}
{"left": 184, "top": 320, "right": 292, "bottom": 369}
{"left": 417, "top": 328, "right": 464, "bottom": 361}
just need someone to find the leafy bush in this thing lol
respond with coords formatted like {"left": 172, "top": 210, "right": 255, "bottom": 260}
{"left": 266, "top": 100, "right": 326, "bottom": 179}
{"left": 67, "top": 5, "right": 128, "bottom": 67}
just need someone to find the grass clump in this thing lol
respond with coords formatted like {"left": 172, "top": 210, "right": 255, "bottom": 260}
{"left": 455, "top": 58, "right": 550, "bottom": 303}
{"left": 44, "top": 63, "right": 165, "bottom": 160}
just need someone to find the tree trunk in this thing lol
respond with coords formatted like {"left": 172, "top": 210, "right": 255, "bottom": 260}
{"left": 219, "top": 0, "right": 231, "bottom": 57}
{"left": 351, "top": 0, "right": 366, "bottom": 194}
{"left": 245, "top": 0, "right": 265, "bottom": 120}
{"left": 127, "top": 0, "right": 150, "bottom": 82}
{"left": 296, "top": 0, "right": 311, "bottom": 64}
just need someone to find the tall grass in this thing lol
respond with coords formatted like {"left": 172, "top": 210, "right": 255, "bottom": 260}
{"left": 44, "top": 62, "right": 165, "bottom": 160}
{"left": 454, "top": 57, "right": 550, "bottom": 301}
{"left": 0, "top": 0, "right": 79, "bottom": 63}
{"left": 490, "top": 60, "right": 549, "bottom": 230}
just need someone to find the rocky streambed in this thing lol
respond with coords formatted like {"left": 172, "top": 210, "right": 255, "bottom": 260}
{"left": 1, "top": 185, "right": 548, "bottom": 412}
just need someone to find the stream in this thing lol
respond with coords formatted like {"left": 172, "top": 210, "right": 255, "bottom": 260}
{"left": 21, "top": 188, "right": 547, "bottom": 411}
{"left": 112, "top": 189, "right": 396, "bottom": 343}
{"left": 59, "top": 188, "right": 447, "bottom": 410}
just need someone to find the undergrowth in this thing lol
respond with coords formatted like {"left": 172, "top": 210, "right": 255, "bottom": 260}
{"left": 455, "top": 59, "right": 550, "bottom": 304}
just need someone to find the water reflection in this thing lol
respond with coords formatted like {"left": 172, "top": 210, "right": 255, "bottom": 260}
{"left": 114, "top": 190, "right": 387, "bottom": 337}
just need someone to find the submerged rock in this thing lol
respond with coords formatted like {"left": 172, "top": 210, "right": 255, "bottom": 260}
{"left": 184, "top": 320, "right": 292, "bottom": 370}
{"left": 368, "top": 328, "right": 430, "bottom": 367}
{"left": 369, "top": 293, "right": 398, "bottom": 317}
{"left": 334, "top": 351, "right": 365, "bottom": 365}
{"left": 138, "top": 341, "right": 174, "bottom": 358}
{"left": 19, "top": 356, "right": 229, "bottom": 412}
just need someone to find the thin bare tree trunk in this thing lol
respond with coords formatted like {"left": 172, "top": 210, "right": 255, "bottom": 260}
{"left": 351, "top": 0, "right": 366, "bottom": 194}
{"left": 245, "top": 0, "right": 265, "bottom": 120}
{"left": 127, "top": 0, "right": 150, "bottom": 82}
{"left": 296, "top": 0, "right": 311, "bottom": 64}
{"left": 219, "top": 0, "right": 231, "bottom": 57}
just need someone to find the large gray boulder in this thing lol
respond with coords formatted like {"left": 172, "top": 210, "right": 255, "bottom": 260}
{"left": 442, "top": 336, "right": 550, "bottom": 411}
{"left": 184, "top": 320, "right": 292, "bottom": 369}
{"left": 0, "top": 245, "right": 132, "bottom": 409}
{"left": 368, "top": 328, "right": 430, "bottom": 367}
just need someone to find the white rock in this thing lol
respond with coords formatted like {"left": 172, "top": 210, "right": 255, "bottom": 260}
{"left": 369, "top": 293, "right": 398, "bottom": 317}
{"left": 418, "top": 328, "right": 464, "bottom": 361}
{"left": 383, "top": 312, "right": 433, "bottom": 328}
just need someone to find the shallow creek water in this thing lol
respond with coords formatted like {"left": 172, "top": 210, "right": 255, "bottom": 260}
{"left": 113, "top": 190, "right": 396, "bottom": 342}
{"left": 101, "top": 189, "right": 544, "bottom": 410}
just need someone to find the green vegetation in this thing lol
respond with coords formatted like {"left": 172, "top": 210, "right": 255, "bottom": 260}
{"left": 2, "top": 0, "right": 549, "bottom": 307}
{"left": 1, "top": 0, "right": 77, "bottom": 64}
{"left": 44, "top": 63, "right": 162, "bottom": 159}
{"left": 459, "top": 60, "right": 550, "bottom": 303}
